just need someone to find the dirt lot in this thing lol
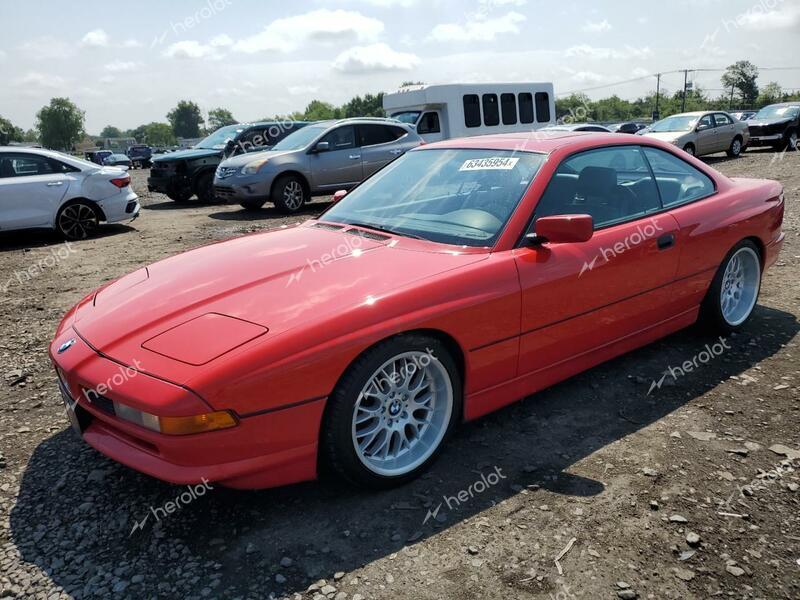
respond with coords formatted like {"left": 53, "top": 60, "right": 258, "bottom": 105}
{"left": 0, "top": 150, "right": 798, "bottom": 600}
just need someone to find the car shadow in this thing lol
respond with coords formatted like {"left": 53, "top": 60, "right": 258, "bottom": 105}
{"left": 10, "top": 306, "right": 797, "bottom": 598}
{"left": 207, "top": 201, "right": 333, "bottom": 222}
{"left": 0, "top": 225, "right": 137, "bottom": 252}
{"left": 142, "top": 199, "right": 227, "bottom": 211}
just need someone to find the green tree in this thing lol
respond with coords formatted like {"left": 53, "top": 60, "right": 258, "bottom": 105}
{"left": 302, "top": 100, "right": 340, "bottom": 121}
{"left": 36, "top": 97, "right": 85, "bottom": 151}
{"left": 167, "top": 100, "right": 204, "bottom": 138}
{"left": 757, "top": 82, "right": 783, "bottom": 106}
{"left": 207, "top": 107, "right": 237, "bottom": 131}
{"left": 0, "top": 115, "right": 24, "bottom": 145}
{"left": 22, "top": 129, "right": 39, "bottom": 143}
{"left": 342, "top": 93, "right": 385, "bottom": 118}
{"left": 721, "top": 61, "right": 759, "bottom": 106}
{"left": 130, "top": 122, "right": 176, "bottom": 146}
{"left": 100, "top": 125, "right": 123, "bottom": 138}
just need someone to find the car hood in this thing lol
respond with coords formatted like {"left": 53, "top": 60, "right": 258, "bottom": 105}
{"left": 643, "top": 132, "right": 687, "bottom": 143}
{"left": 219, "top": 149, "right": 295, "bottom": 168}
{"left": 71, "top": 224, "right": 486, "bottom": 383}
{"left": 153, "top": 147, "right": 221, "bottom": 163}
{"left": 748, "top": 118, "right": 792, "bottom": 127}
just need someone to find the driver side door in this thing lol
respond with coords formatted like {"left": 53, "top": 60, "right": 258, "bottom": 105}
{"left": 512, "top": 145, "right": 681, "bottom": 379}
{"left": 309, "top": 125, "right": 363, "bottom": 191}
{"left": 694, "top": 114, "right": 716, "bottom": 155}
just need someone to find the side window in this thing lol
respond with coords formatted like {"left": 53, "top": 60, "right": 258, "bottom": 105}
{"left": 389, "top": 125, "right": 410, "bottom": 139}
{"left": 482, "top": 94, "right": 499, "bottom": 126}
{"left": 714, "top": 113, "right": 732, "bottom": 126}
{"left": 321, "top": 126, "right": 356, "bottom": 150}
{"left": 0, "top": 155, "right": 56, "bottom": 178}
{"left": 463, "top": 95, "right": 481, "bottom": 128}
{"left": 642, "top": 147, "right": 715, "bottom": 207}
{"left": 535, "top": 92, "right": 551, "bottom": 123}
{"left": 698, "top": 115, "right": 714, "bottom": 130}
{"left": 417, "top": 112, "right": 441, "bottom": 134}
{"left": 501, "top": 93, "right": 517, "bottom": 125}
{"left": 358, "top": 124, "right": 397, "bottom": 147}
{"left": 238, "top": 128, "right": 271, "bottom": 152}
{"left": 518, "top": 93, "right": 534, "bottom": 124}
{"left": 533, "top": 147, "right": 661, "bottom": 229}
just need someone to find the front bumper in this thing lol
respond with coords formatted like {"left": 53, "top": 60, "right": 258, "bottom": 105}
{"left": 213, "top": 174, "right": 272, "bottom": 204}
{"left": 147, "top": 174, "right": 172, "bottom": 193}
{"left": 748, "top": 134, "right": 783, "bottom": 146}
{"left": 50, "top": 331, "right": 323, "bottom": 489}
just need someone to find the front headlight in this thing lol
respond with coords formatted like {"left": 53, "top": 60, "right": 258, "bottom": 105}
{"left": 112, "top": 400, "right": 238, "bottom": 435}
{"left": 241, "top": 158, "right": 269, "bottom": 175}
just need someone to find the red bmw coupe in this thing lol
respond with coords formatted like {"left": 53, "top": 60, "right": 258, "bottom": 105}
{"left": 50, "top": 132, "right": 784, "bottom": 490}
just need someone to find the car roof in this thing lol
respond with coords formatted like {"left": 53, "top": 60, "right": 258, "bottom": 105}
{"left": 422, "top": 131, "right": 640, "bottom": 153}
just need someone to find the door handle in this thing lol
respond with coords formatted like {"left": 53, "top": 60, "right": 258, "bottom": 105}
{"left": 657, "top": 233, "right": 675, "bottom": 250}
{"left": 46, "top": 181, "right": 64, "bottom": 187}
{"left": 389, "top": 149, "right": 404, "bottom": 155}
{"left": 349, "top": 154, "right": 361, "bottom": 160}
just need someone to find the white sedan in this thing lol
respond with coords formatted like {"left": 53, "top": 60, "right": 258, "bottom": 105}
{"left": 0, "top": 147, "right": 140, "bottom": 239}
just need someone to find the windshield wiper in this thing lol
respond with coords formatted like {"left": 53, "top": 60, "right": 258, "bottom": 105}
{"left": 345, "top": 222, "right": 428, "bottom": 241}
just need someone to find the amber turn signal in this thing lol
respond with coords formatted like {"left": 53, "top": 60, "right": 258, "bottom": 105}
{"left": 158, "top": 411, "right": 238, "bottom": 435}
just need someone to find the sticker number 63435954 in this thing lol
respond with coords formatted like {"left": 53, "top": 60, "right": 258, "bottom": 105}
{"left": 459, "top": 157, "right": 520, "bottom": 171}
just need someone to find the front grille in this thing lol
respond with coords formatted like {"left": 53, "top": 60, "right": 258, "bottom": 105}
{"left": 748, "top": 125, "right": 765, "bottom": 136}
{"left": 213, "top": 186, "right": 236, "bottom": 200}
{"left": 216, "top": 166, "right": 238, "bottom": 180}
{"left": 83, "top": 388, "right": 116, "bottom": 415}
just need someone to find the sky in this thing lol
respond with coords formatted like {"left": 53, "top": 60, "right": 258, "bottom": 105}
{"left": 1, "top": 0, "right": 798, "bottom": 133}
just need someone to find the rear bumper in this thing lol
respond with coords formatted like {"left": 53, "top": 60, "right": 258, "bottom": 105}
{"left": 99, "top": 190, "right": 139, "bottom": 224}
{"left": 50, "top": 330, "right": 324, "bottom": 489}
{"left": 765, "top": 231, "right": 784, "bottom": 271}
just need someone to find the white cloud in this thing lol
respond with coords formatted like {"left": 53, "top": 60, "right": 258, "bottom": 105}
{"left": 288, "top": 84, "right": 320, "bottom": 95}
{"left": 581, "top": 19, "right": 612, "bottom": 33}
{"left": 104, "top": 60, "right": 141, "bottom": 72}
{"left": 570, "top": 71, "right": 605, "bottom": 84}
{"left": 333, "top": 43, "right": 420, "bottom": 73}
{"left": 430, "top": 12, "right": 525, "bottom": 42}
{"left": 210, "top": 34, "right": 234, "bottom": 47}
{"left": 163, "top": 40, "right": 219, "bottom": 60}
{"left": 122, "top": 39, "right": 142, "bottom": 48}
{"left": 19, "top": 37, "right": 75, "bottom": 60}
{"left": 234, "top": 10, "right": 384, "bottom": 54}
{"left": 13, "top": 72, "right": 67, "bottom": 89}
{"left": 99, "top": 75, "right": 116, "bottom": 84}
{"left": 631, "top": 67, "right": 650, "bottom": 77}
{"left": 565, "top": 44, "right": 652, "bottom": 60}
{"left": 81, "top": 29, "right": 109, "bottom": 47}
{"left": 731, "top": 3, "right": 800, "bottom": 31}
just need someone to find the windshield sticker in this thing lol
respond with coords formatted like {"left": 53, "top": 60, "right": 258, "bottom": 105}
{"left": 459, "top": 157, "right": 519, "bottom": 171}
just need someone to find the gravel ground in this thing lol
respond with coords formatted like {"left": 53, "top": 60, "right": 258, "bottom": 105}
{"left": 0, "top": 149, "right": 798, "bottom": 600}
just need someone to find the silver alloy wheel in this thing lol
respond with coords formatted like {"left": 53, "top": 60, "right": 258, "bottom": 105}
{"left": 351, "top": 351, "right": 453, "bottom": 477}
{"left": 283, "top": 181, "right": 304, "bottom": 210}
{"left": 731, "top": 139, "right": 742, "bottom": 155}
{"left": 790, "top": 132, "right": 798, "bottom": 150}
{"left": 58, "top": 204, "right": 98, "bottom": 239}
{"left": 684, "top": 144, "right": 695, "bottom": 156}
{"left": 720, "top": 247, "right": 760, "bottom": 326}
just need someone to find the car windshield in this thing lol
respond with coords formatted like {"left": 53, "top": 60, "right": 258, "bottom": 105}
{"left": 391, "top": 111, "right": 421, "bottom": 125}
{"left": 650, "top": 115, "right": 698, "bottom": 132}
{"left": 270, "top": 124, "right": 328, "bottom": 151}
{"left": 754, "top": 105, "right": 800, "bottom": 120}
{"left": 322, "top": 149, "right": 546, "bottom": 247}
{"left": 196, "top": 124, "right": 245, "bottom": 150}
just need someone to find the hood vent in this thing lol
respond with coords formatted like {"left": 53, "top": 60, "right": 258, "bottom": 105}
{"left": 312, "top": 222, "right": 345, "bottom": 231}
{"left": 345, "top": 228, "right": 390, "bottom": 242}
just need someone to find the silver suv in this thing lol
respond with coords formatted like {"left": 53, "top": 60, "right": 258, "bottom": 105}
{"left": 214, "top": 118, "right": 423, "bottom": 213}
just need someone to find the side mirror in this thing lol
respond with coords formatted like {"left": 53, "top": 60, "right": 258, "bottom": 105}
{"left": 314, "top": 141, "right": 330, "bottom": 153}
{"left": 332, "top": 189, "right": 347, "bottom": 204}
{"left": 525, "top": 214, "right": 594, "bottom": 245}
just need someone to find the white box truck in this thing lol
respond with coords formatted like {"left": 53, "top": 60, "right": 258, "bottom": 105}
{"left": 382, "top": 83, "right": 556, "bottom": 143}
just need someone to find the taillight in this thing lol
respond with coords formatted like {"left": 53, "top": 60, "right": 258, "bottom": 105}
{"left": 110, "top": 176, "right": 130, "bottom": 189}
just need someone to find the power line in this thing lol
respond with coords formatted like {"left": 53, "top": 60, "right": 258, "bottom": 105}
{"left": 558, "top": 66, "right": 800, "bottom": 96}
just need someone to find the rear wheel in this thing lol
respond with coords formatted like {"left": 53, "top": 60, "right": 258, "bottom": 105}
{"left": 700, "top": 240, "right": 761, "bottom": 333}
{"left": 683, "top": 143, "right": 696, "bottom": 156}
{"left": 56, "top": 201, "right": 99, "bottom": 240}
{"left": 321, "top": 335, "right": 461, "bottom": 489}
{"left": 195, "top": 172, "right": 216, "bottom": 203}
{"left": 726, "top": 136, "right": 743, "bottom": 158}
{"left": 272, "top": 175, "right": 308, "bottom": 214}
{"left": 166, "top": 184, "right": 192, "bottom": 203}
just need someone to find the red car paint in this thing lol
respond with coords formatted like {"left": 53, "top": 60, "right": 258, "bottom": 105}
{"left": 50, "top": 132, "right": 784, "bottom": 489}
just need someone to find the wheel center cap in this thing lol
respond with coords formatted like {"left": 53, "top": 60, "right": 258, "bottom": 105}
{"left": 388, "top": 400, "right": 401, "bottom": 416}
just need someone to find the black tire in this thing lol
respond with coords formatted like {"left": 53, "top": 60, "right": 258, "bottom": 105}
{"left": 700, "top": 240, "right": 762, "bottom": 334}
{"left": 239, "top": 199, "right": 266, "bottom": 210}
{"left": 56, "top": 201, "right": 100, "bottom": 240}
{"left": 779, "top": 129, "right": 798, "bottom": 152}
{"left": 726, "top": 136, "right": 743, "bottom": 158}
{"left": 683, "top": 143, "right": 696, "bottom": 157}
{"left": 195, "top": 172, "right": 216, "bottom": 203}
{"left": 320, "top": 334, "right": 462, "bottom": 489}
{"left": 166, "top": 184, "right": 193, "bottom": 203}
{"left": 271, "top": 174, "right": 308, "bottom": 214}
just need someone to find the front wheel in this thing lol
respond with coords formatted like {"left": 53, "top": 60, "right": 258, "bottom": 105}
{"left": 321, "top": 335, "right": 461, "bottom": 489}
{"left": 700, "top": 240, "right": 761, "bottom": 333}
{"left": 166, "top": 184, "right": 193, "bottom": 203}
{"left": 683, "top": 143, "right": 696, "bottom": 157}
{"left": 726, "top": 136, "right": 743, "bottom": 158}
{"left": 195, "top": 172, "right": 216, "bottom": 203}
{"left": 780, "top": 130, "right": 798, "bottom": 152}
{"left": 272, "top": 175, "right": 308, "bottom": 214}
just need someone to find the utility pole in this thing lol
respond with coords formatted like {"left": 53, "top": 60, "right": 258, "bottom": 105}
{"left": 728, "top": 84, "right": 735, "bottom": 110}
{"left": 681, "top": 69, "right": 688, "bottom": 112}
{"left": 654, "top": 73, "right": 661, "bottom": 121}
